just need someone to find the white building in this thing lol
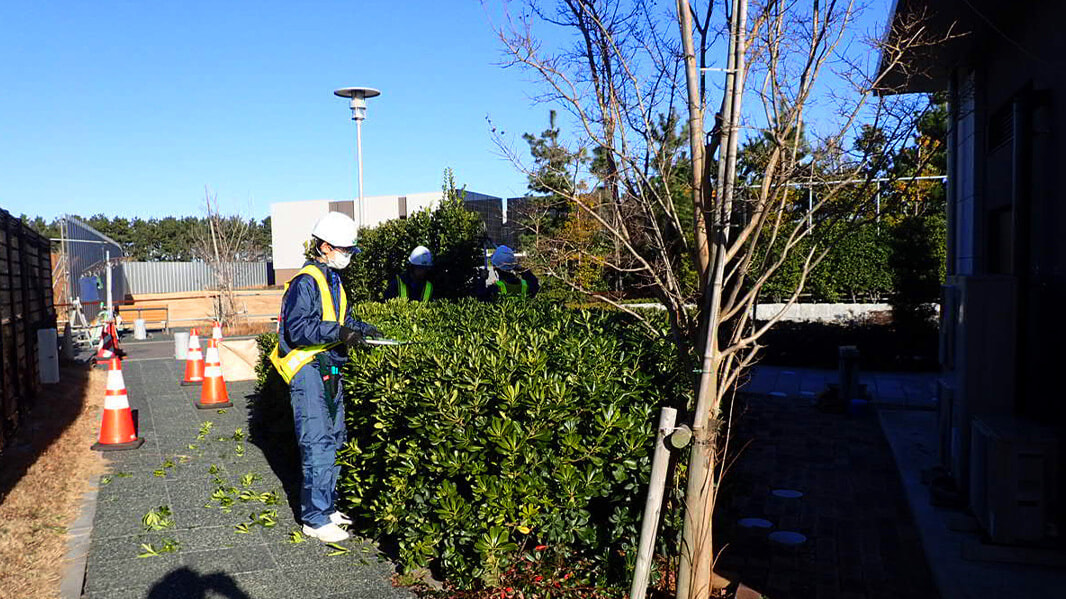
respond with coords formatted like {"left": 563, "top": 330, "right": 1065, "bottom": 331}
{"left": 270, "top": 191, "right": 504, "bottom": 282}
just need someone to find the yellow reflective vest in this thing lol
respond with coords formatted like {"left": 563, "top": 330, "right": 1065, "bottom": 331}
{"left": 269, "top": 264, "right": 348, "bottom": 384}
{"left": 496, "top": 278, "right": 529, "bottom": 298}
{"left": 397, "top": 275, "right": 433, "bottom": 301}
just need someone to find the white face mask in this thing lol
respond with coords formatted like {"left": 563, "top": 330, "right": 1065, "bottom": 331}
{"left": 326, "top": 249, "right": 351, "bottom": 270}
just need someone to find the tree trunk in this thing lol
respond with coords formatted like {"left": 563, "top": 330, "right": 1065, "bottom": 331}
{"left": 677, "top": 0, "right": 747, "bottom": 597}
{"left": 677, "top": 0, "right": 709, "bottom": 286}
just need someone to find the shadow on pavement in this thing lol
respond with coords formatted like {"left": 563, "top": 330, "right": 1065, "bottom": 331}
{"left": 245, "top": 386, "right": 303, "bottom": 521}
{"left": 147, "top": 567, "right": 252, "bottom": 599}
{"left": 712, "top": 392, "right": 940, "bottom": 598}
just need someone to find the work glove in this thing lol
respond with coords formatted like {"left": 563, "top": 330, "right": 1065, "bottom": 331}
{"left": 352, "top": 322, "right": 383, "bottom": 340}
{"left": 337, "top": 326, "right": 365, "bottom": 347}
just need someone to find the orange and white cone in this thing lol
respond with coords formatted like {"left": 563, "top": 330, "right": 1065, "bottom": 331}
{"left": 91, "top": 358, "right": 145, "bottom": 451}
{"left": 196, "top": 338, "right": 231, "bottom": 409}
{"left": 212, "top": 321, "right": 223, "bottom": 342}
{"left": 94, "top": 323, "right": 116, "bottom": 367}
{"left": 110, "top": 323, "right": 124, "bottom": 356}
{"left": 181, "top": 329, "right": 205, "bottom": 386}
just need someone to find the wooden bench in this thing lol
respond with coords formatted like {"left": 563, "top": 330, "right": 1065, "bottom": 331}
{"left": 116, "top": 305, "right": 170, "bottom": 332}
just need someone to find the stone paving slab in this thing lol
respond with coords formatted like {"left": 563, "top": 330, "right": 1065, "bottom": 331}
{"left": 80, "top": 358, "right": 414, "bottom": 599}
{"left": 743, "top": 365, "right": 938, "bottom": 409}
{"left": 714, "top": 392, "right": 939, "bottom": 598}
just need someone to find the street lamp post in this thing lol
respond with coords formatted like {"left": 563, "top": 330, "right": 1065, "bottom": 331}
{"left": 334, "top": 86, "right": 381, "bottom": 231}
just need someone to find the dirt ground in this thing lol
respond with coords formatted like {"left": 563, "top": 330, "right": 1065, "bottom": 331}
{"left": 0, "top": 365, "right": 107, "bottom": 599}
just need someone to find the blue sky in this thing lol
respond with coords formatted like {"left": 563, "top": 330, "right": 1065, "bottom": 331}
{"left": 0, "top": 0, "right": 550, "bottom": 221}
{"left": 0, "top": 1, "right": 894, "bottom": 222}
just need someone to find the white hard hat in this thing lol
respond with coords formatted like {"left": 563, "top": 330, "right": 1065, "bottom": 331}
{"left": 409, "top": 245, "right": 433, "bottom": 267}
{"left": 312, "top": 212, "right": 358, "bottom": 248}
{"left": 490, "top": 245, "right": 517, "bottom": 271}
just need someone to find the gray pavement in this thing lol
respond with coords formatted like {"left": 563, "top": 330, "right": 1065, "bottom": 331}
{"left": 743, "top": 364, "right": 938, "bottom": 410}
{"left": 739, "top": 364, "right": 1066, "bottom": 598}
{"left": 716, "top": 382, "right": 939, "bottom": 598}
{"left": 79, "top": 355, "right": 413, "bottom": 599}
{"left": 880, "top": 410, "right": 1066, "bottom": 599}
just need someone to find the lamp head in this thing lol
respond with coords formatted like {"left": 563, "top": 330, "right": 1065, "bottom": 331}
{"left": 334, "top": 87, "right": 381, "bottom": 121}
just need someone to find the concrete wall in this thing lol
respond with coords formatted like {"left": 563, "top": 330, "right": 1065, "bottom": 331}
{"left": 753, "top": 303, "right": 892, "bottom": 323}
{"left": 271, "top": 194, "right": 448, "bottom": 274}
{"left": 938, "top": 1, "right": 1066, "bottom": 535}
{"left": 271, "top": 199, "right": 331, "bottom": 274}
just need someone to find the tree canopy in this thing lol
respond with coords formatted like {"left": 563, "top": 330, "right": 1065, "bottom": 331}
{"left": 21, "top": 214, "right": 272, "bottom": 262}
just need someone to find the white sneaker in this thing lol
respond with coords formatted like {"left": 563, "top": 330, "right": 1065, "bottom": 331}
{"left": 302, "top": 522, "right": 350, "bottom": 543}
{"left": 329, "top": 511, "right": 352, "bottom": 526}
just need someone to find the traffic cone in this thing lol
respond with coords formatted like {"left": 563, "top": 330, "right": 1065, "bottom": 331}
{"left": 181, "top": 329, "right": 205, "bottom": 386}
{"left": 110, "top": 323, "right": 124, "bottom": 357}
{"left": 91, "top": 358, "right": 145, "bottom": 451}
{"left": 196, "top": 338, "right": 232, "bottom": 409}
{"left": 212, "top": 321, "right": 223, "bottom": 342}
{"left": 94, "top": 323, "right": 116, "bottom": 367}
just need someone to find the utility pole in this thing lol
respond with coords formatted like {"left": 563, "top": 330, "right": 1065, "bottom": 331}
{"left": 105, "top": 250, "right": 112, "bottom": 320}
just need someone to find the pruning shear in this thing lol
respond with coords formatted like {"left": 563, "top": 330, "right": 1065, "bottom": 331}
{"left": 362, "top": 337, "right": 423, "bottom": 347}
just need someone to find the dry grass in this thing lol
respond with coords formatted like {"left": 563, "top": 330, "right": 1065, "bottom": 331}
{"left": 0, "top": 366, "right": 107, "bottom": 599}
{"left": 224, "top": 320, "right": 276, "bottom": 337}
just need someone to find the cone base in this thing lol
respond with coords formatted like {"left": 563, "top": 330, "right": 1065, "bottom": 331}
{"left": 91, "top": 437, "right": 145, "bottom": 452}
{"left": 195, "top": 400, "right": 233, "bottom": 410}
{"left": 180, "top": 380, "right": 204, "bottom": 386}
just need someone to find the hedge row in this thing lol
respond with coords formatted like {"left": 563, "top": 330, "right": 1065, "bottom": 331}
{"left": 341, "top": 194, "right": 486, "bottom": 302}
{"left": 531, "top": 214, "right": 946, "bottom": 306}
{"left": 256, "top": 299, "right": 692, "bottom": 591}
{"left": 759, "top": 214, "right": 946, "bottom": 304}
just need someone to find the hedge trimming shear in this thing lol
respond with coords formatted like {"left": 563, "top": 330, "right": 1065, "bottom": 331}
{"left": 362, "top": 337, "right": 423, "bottom": 347}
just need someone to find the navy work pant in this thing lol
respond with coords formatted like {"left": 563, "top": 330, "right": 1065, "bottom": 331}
{"left": 289, "top": 362, "right": 346, "bottom": 528}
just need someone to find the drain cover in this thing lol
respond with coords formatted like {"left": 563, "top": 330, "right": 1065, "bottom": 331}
{"left": 771, "top": 489, "right": 804, "bottom": 498}
{"left": 768, "top": 531, "right": 807, "bottom": 545}
{"left": 737, "top": 517, "right": 773, "bottom": 529}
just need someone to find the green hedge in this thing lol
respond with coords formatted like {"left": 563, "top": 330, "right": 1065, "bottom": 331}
{"left": 340, "top": 172, "right": 486, "bottom": 302}
{"left": 888, "top": 213, "right": 947, "bottom": 322}
{"left": 758, "top": 215, "right": 943, "bottom": 304}
{"left": 256, "top": 299, "right": 690, "bottom": 590}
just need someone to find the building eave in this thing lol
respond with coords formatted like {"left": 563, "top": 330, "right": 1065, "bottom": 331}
{"left": 875, "top": 0, "right": 986, "bottom": 95}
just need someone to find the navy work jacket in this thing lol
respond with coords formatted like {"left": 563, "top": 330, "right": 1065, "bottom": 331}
{"left": 277, "top": 261, "right": 357, "bottom": 367}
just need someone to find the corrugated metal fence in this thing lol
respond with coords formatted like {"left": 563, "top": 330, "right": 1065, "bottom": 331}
{"left": 1, "top": 209, "right": 56, "bottom": 448}
{"left": 123, "top": 262, "right": 268, "bottom": 295}
{"left": 60, "top": 216, "right": 125, "bottom": 323}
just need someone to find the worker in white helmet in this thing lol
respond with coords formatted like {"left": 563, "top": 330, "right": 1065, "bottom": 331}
{"left": 384, "top": 245, "right": 435, "bottom": 301}
{"left": 268, "top": 211, "right": 381, "bottom": 544}
{"left": 478, "top": 245, "right": 539, "bottom": 300}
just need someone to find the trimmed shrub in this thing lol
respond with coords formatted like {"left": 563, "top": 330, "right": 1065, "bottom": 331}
{"left": 755, "top": 318, "right": 939, "bottom": 371}
{"left": 258, "top": 299, "right": 690, "bottom": 590}
{"left": 808, "top": 225, "right": 893, "bottom": 302}
{"left": 341, "top": 173, "right": 487, "bottom": 302}
{"left": 888, "top": 213, "right": 946, "bottom": 325}
{"left": 754, "top": 218, "right": 942, "bottom": 304}
{"left": 254, "top": 332, "right": 293, "bottom": 431}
